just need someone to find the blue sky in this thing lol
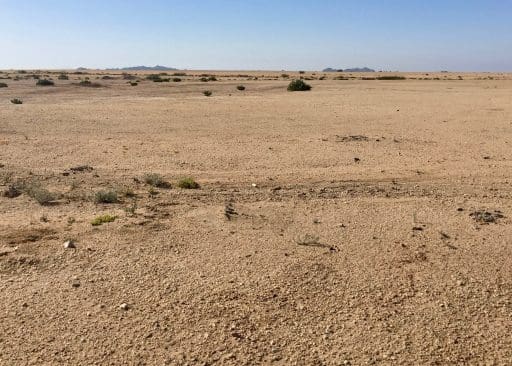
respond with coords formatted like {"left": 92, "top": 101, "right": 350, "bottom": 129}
{"left": 1, "top": 0, "right": 511, "bottom": 71}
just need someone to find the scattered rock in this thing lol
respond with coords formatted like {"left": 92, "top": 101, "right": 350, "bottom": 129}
{"left": 70, "top": 165, "right": 93, "bottom": 173}
{"left": 119, "top": 303, "right": 129, "bottom": 310}
{"left": 0, "top": 246, "right": 18, "bottom": 256}
{"left": 3, "top": 185, "right": 22, "bottom": 198}
{"left": 470, "top": 210, "right": 505, "bottom": 224}
{"left": 251, "top": 183, "right": 258, "bottom": 188}
{"left": 354, "top": 157, "right": 361, "bottom": 163}
{"left": 63, "top": 240, "right": 76, "bottom": 249}
{"left": 224, "top": 203, "right": 238, "bottom": 220}
{"left": 336, "top": 135, "right": 369, "bottom": 142}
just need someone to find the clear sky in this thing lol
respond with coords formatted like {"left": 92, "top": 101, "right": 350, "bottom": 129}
{"left": 1, "top": 0, "right": 511, "bottom": 71}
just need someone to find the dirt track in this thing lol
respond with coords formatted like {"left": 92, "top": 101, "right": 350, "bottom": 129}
{"left": 1, "top": 71, "right": 511, "bottom": 365}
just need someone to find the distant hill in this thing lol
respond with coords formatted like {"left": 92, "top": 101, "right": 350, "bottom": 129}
{"left": 344, "top": 67, "right": 375, "bottom": 72}
{"left": 323, "top": 67, "right": 375, "bottom": 72}
{"left": 108, "top": 65, "right": 178, "bottom": 71}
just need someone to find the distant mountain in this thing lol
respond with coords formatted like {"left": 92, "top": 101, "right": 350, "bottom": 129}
{"left": 324, "top": 67, "right": 375, "bottom": 72}
{"left": 343, "top": 67, "right": 375, "bottom": 72}
{"left": 108, "top": 65, "right": 178, "bottom": 71}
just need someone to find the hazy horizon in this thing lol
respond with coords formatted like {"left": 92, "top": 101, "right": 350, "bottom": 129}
{"left": 1, "top": 0, "right": 511, "bottom": 72}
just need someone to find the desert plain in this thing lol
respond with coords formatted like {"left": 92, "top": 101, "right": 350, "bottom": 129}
{"left": 0, "top": 70, "right": 511, "bottom": 365}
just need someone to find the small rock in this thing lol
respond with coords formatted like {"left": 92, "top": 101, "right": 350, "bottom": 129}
{"left": 251, "top": 183, "right": 258, "bottom": 188}
{"left": 63, "top": 240, "right": 76, "bottom": 249}
{"left": 119, "top": 303, "right": 129, "bottom": 310}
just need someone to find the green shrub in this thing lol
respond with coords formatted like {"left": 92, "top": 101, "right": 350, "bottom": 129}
{"left": 91, "top": 214, "right": 116, "bottom": 226}
{"left": 24, "top": 184, "right": 58, "bottom": 205}
{"left": 203, "top": 90, "right": 212, "bottom": 97}
{"left": 200, "top": 77, "right": 209, "bottom": 82}
{"left": 36, "top": 79, "right": 54, "bottom": 86}
{"left": 287, "top": 79, "right": 311, "bottom": 91}
{"left": 173, "top": 72, "right": 187, "bottom": 76}
{"left": 172, "top": 77, "right": 182, "bottom": 82}
{"left": 143, "top": 173, "right": 171, "bottom": 188}
{"left": 94, "top": 190, "right": 119, "bottom": 204}
{"left": 208, "top": 76, "right": 217, "bottom": 81}
{"left": 177, "top": 177, "right": 200, "bottom": 189}
{"left": 58, "top": 74, "right": 69, "bottom": 80}
{"left": 10, "top": 98, "right": 23, "bottom": 104}
{"left": 236, "top": 85, "right": 246, "bottom": 91}
{"left": 0, "top": 82, "right": 7, "bottom": 88}
{"left": 281, "top": 74, "right": 289, "bottom": 78}
{"left": 130, "top": 81, "right": 138, "bottom": 86}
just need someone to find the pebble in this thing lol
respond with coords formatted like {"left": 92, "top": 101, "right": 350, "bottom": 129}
{"left": 64, "top": 240, "right": 76, "bottom": 249}
{"left": 119, "top": 303, "right": 130, "bottom": 310}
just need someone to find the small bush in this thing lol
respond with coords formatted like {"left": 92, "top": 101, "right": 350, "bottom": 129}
{"left": 177, "top": 177, "right": 200, "bottom": 189}
{"left": 130, "top": 81, "right": 138, "bottom": 86}
{"left": 91, "top": 214, "right": 116, "bottom": 226}
{"left": 287, "top": 79, "right": 311, "bottom": 92}
{"left": 36, "top": 79, "right": 54, "bottom": 86}
{"left": 236, "top": 85, "right": 246, "bottom": 91}
{"left": 79, "top": 80, "right": 102, "bottom": 87}
{"left": 101, "top": 75, "right": 114, "bottom": 80}
{"left": 376, "top": 76, "right": 406, "bottom": 80}
{"left": 203, "top": 90, "right": 212, "bottom": 97}
{"left": 58, "top": 74, "right": 69, "bottom": 80}
{"left": 208, "top": 76, "right": 217, "bottom": 81}
{"left": 122, "top": 73, "right": 137, "bottom": 80}
{"left": 298, "top": 71, "right": 305, "bottom": 74}
{"left": 10, "top": 98, "right": 23, "bottom": 104}
{"left": 281, "top": 74, "right": 289, "bottom": 78}
{"left": 200, "top": 77, "right": 209, "bottom": 82}
{"left": 143, "top": 173, "right": 171, "bottom": 188}
{"left": 0, "top": 82, "right": 7, "bottom": 88}
{"left": 173, "top": 72, "right": 187, "bottom": 76}
{"left": 172, "top": 77, "right": 182, "bottom": 82}
{"left": 147, "top": 74, "right": 170, "bottom": 82}
{"left": 94, "top": 190, "right": 119, "bottom": 204}
{"left": 25, "top": 184, "right": 58, "bottom": 205}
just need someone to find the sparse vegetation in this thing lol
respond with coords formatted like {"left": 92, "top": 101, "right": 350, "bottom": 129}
{"left": 236, "top": 85, "right": 246, "bottom": 91}
{"left": 172, "top": 77, "right": 182, "bottom": 82}
{"left": 130, "top": 81, "right": 138, "bottom": 86}
{"left": 10, "top": 98, "right": 23, "bottom": 104}
{"left": 0, "top": 82, "right": 7, "bottom": 88}
{"left": 144, "top": 173, "right": 171, "bottom": 188}
{"left": 177, "top": 177, "right": 200, "bottom": 189}
{"left": 200, "top": 77, "right": 209, "bottom": 82}
{"left": 58, "top": 74, "right": 69, "bottom": 80}
{"left": 94, "top": 190, "right": 119, "bottom": 204}
{"left": 203, "top": 90, "right": 212, "bottom": 97}
{"left": 36, "top": 79, "right": 55, "bottom": 86}
{"left": 287, "top": 79, "right": 312, "bottom": 91}
{"left": 91, "top": 214, "right": 116, "bottom": 226}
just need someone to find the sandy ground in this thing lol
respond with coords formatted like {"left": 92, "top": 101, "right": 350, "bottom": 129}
{"left": 1, "top": 70, "right": 511, "bottom": 365}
